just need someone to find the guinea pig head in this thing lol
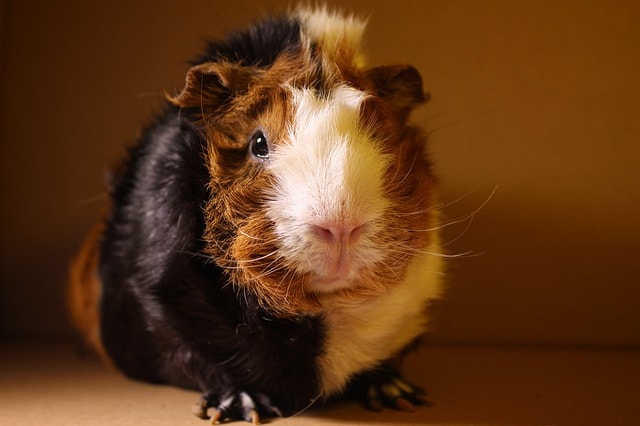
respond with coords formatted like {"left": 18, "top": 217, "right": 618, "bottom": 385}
{"left": 170, "top": 58, "right": 437, "bottom": 317}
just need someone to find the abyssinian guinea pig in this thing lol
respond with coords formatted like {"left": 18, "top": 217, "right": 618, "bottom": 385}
{"left": 68, "top": 7, "right": 444, "bottom": 425}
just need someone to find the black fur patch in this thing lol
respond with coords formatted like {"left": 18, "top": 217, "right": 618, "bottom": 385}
{"left": 98, "top": 12, "right": 327, "bottom": 414}
{"left": 197, "top": 15, "right": 302, "bottom": 67}
{"left": 99, "top": 105, "right": 325, "bottom": 413}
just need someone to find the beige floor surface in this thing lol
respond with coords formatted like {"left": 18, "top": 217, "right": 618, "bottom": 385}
{"left": 1, "top": 341, "right": 638, "bottom": 426}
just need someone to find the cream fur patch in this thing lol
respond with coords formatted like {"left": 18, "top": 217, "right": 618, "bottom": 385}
{"left": 296, "top": 6, "right": 368, "bottom": 68}
{"left": 317, "top": 233, "right": 444, "bottom": 396}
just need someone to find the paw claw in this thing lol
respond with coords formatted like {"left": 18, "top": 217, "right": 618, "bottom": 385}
{"left": 208, "top": 408, "right": 222, "bottom": 425}
{"left": 394, "top": 397, "right": 416, "bottom": 412}
{"left": 351, "top": 366, "right": 429, "bottom": 413}
{"left": 249, "top": 409, "right": 260, "bottom": 425}
{"left": 269, "top": 405, "right": 284, "bottom": 418}
{"left": 192, "top": 399, "right": 208, "bottom": 419}
{"left": 415, "top": 393, "right": 432, "bottom": 406}
{"left": 365, "top": 386, "right": 384, "bottom": 411}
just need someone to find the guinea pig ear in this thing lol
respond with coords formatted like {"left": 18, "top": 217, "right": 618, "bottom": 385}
{"left": 366, "top": 65, "right": 429, "bottom": 115}
{"left": 168, "top": 62, "right": 256, "bottom": 109}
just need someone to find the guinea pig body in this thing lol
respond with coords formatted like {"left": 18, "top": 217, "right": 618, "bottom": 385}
{"left": 69, "top": 8, "right": 443, "bottom": 424}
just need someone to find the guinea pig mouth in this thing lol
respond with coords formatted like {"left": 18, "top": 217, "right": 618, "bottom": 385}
{"left": 309, "top": 274, "right": 354, "bottom": 293}
{"left": 308, "top": 252, "right": 362, "bottom": 292}
{"left": 306, "top": 224, "right": 365, "bottom": 288}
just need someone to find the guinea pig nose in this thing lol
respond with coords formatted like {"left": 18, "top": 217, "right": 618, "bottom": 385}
{"left": 311, "top": 221, "right": 366, "bottom": 244}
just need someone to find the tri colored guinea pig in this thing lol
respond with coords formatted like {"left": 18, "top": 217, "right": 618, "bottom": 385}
{"left": 68, "top": 7, "right": 444, "bottom": 424}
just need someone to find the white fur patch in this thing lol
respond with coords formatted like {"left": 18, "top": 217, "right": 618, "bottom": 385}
{"left": 266, "top": 86, "right": 391, "bottom": 291}
{"left": 296, "top": 6, "right": 368, "bottom": 68}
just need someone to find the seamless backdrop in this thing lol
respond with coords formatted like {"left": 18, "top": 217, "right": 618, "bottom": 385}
{"left": 1, "top": 0, "right": 639, "bottom": 348}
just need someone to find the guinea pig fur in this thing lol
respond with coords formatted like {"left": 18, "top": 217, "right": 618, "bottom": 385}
{"left": 68, "top": 7, "right": 444, "bottom": 424}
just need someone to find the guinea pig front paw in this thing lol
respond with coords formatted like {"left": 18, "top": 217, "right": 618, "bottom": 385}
{"left": 192, "top": 391, "right": 283, "bottom": 424}
{"left": 348, "top": 365, "right": 429, "bottom": 413}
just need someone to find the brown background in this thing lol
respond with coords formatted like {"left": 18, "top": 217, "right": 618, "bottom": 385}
{"left": 1, "top": 0, "right": 639, "bottom": 348}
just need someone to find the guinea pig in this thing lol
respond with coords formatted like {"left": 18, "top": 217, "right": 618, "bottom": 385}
{"left": 68, "top": 7, "right": 444, "bottom": 425}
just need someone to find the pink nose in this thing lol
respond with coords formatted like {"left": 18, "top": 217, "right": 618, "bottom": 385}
{"left": 311, "top": 222, "right": 366, "bottom": 244}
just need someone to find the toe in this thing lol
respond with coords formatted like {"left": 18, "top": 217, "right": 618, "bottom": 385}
{"left": 394, "top": 397, "right": 416, "bottom": 412}
{"left": 208, "top": 408, "right": 222, "bottom": 425}
{"left": 248, "top": 409, "right": 260, "bottom": 425}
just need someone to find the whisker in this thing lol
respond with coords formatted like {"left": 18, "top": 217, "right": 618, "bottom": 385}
{"left": 243, "top": 254, "right": 289, "bottom": 282}
{"left": 239, "top": 230, "right": 268, "bottom": 241}
{"left": 394, "top": 184, "right": 498, "bottom": 219}
{"left": 289, "top": 391, "right": 323, "bottom": 418}
{"left": 440, "top": 214, "right": 475, "bottom": 248}
{"left": 377, "top": 259, "right": 403, "bottom": 282}
{"left": 248, "top": 264, "right": 285, "bottom": 282}
{"left": 239, "top": 249, "right": 280, "bottom": 264}
{"left": 76, "top": 191, "right": 109, "bottom": 206}
{"left": 395, "top": 152, "right": 419, "bottom": 187}
{"left": 284, "top": 268, "right": 298, "bottom": 305}
{"left": 383, "top": 242, "right": 483, "bottom": 260}
{"left": 427, "top": 120, "right": 458, "bottom": 134}
{"left": 388, "top": 185, "right": 498, "bottom": 234}
{"left": 413, "top": 249, "right": 483, "bottom": 259}
{"left": 137, "top": 91, "right": 167, "bottom": 99}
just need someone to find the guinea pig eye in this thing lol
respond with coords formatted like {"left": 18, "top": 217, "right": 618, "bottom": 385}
{"left": 249, "top": 130, "right": 270, "bottom": 160}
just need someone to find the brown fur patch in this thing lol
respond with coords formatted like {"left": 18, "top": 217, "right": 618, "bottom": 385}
{"left": 195, "top": 62, "right": 324, "bottom": 317}
{"left": 67, "top": 219, "right": 112, "bottom": 366}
